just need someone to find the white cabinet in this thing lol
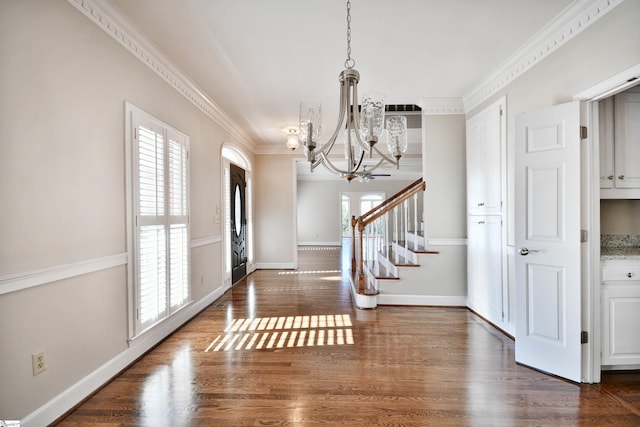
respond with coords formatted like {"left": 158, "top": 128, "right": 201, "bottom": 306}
{"left": 466, "top": 102, "right": 503, "bottom": 215}
{"left": 466, "top": 96, "right": 511, "bottom": 334}
{"left": 467, "top": 216, "right": 503, "bottom": 324}
{"left": 600, "top": 89, "right": 640, "bottom": 198}
{"left": 601, "top": 261, "right": 640, "bottom": 367}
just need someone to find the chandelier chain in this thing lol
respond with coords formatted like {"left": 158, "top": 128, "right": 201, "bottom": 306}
{"left": 344, "top": 0, "right": 355, "bottom": 69}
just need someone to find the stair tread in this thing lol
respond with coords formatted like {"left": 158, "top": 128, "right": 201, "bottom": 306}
{"left": 366, "top": 260, "right": 399, "bottom": 280}
{"left": 395, "top": 240, "right": 440, "bottom": 255}
{"left": 380, "top": 247, "right": 420, "bottom": 267}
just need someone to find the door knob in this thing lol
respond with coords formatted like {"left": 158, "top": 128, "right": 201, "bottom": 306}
{"left": 607, "top": 175, "right": 614, "bottom": 180}
{"left": 519, "top": 248, "right": 541, "bottom": 256}
{"left": 619, "top": 175, "right": 625, "bottom": 180}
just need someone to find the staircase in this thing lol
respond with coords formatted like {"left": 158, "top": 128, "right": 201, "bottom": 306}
{"left": 349, "top": 178, "right": 442, "bottom": 309}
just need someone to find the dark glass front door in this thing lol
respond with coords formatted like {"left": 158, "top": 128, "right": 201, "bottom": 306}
{"left": 230, "top": 164, "right": 246, "bottom": 284}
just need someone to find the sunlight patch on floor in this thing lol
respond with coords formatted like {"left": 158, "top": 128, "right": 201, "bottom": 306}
{"left": 205, "top": 314, "right": 354, "bottom": 352}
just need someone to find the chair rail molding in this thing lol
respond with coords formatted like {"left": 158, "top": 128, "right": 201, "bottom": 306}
{"left": 0, "top": 253, "right": 128, "bottom": 296}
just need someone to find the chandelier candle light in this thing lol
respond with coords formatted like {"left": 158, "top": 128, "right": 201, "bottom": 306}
{"left": 298, "top": 0, "right": 408, "bottom": 181}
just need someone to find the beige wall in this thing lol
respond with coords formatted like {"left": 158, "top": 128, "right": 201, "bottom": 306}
{"left": 0, "top": 0, "right": 238, "bottom": 419}
{"left": 253, "top": 155, "right": 296, "bottom": 267}
{"left": 601, "top": 199, "right": 640, "bottom": 235}
{"left": 423, "top": 114, "right": 467, "bottom": 238}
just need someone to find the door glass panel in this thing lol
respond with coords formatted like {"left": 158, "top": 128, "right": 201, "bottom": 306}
{"left": 234, "top": 184, "right": 242, "bottom": 237}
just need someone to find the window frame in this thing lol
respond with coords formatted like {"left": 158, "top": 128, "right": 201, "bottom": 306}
{"left": 125, "top": 103, "right": 191, "bottom": 339}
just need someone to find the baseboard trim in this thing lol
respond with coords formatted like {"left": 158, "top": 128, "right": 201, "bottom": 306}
{"left": 254, "top": 263, "right": 296, "bottom": 270}
{"left": 377, "top": 294, "right": 467, "bottom": 307}
{"left": 22, "top": 285, "right": 225, "bottom": 427}
{"left": 297, "top": 242, "right": 342, "bottom": 246}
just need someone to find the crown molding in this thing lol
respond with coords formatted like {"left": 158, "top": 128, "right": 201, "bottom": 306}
{"left": 463, "top": 0, "right": 625, "bottom": 113}
{"left": 419, "top": 98, "right": 465, "bottom": 115}
{"left": 66, "top": 0, "right": 256, "bottom": 153}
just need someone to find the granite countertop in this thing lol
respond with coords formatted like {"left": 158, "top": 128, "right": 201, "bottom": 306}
{"left": 601, "top": 234, "right": 640, "bottom": 261}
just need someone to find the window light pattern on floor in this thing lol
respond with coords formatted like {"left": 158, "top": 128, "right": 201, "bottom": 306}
{"left": 205, "top": 314, "right": 354, "bottom": 352}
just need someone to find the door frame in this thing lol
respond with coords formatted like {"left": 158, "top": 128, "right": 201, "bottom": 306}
{"left": 574, "top": 64, "right": 640, "bottom": 383}
{"left": 221, "top": 144, "right": 253, "bottom": 290}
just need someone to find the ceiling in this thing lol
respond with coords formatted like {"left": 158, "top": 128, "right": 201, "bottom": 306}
{"left": 108, "top": 0, "right": 575, "bottom": 152}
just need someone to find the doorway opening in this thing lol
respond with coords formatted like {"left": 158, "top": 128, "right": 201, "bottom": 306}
{"left": 222, "top": 145, "right": 253, "bottom": 289}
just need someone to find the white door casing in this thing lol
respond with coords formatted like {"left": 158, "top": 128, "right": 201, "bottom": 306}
{"left": 515, "top": 101, "right": 582, "bottom": 383}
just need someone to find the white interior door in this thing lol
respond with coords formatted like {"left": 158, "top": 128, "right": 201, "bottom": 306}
{"left": 515, "top": 101, "right": 582, "bottom": 383}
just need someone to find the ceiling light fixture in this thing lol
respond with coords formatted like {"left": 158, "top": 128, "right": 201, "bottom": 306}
{"left": 297, "top": 0, "right": 407, "bottom": 182}
{"left": 286, "top": 128, "right": 299, "bottom": 151}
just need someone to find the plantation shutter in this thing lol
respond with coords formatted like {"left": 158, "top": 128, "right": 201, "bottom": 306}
{"left": 134, "top": 116, "right": 190, "bottom": 334}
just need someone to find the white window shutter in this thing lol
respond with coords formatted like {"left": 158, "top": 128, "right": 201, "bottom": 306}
{"left": 131, "top": 112, "right": 190, "bottom": 335}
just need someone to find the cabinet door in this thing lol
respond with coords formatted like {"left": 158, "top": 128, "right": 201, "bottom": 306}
{"left": 599, "top": 97, "right": 615, "bottom": 189}
{"left": 614, "top": 92, "right": 640, "bottom": 189}
{"left": 466, "top": 103, "right": 503, "bottom": 215}
{"left": 602, "top": 284, "right": 640, "bottom": 366}
{"left": 467, "top": 216, "right": 503, "bottom": 323}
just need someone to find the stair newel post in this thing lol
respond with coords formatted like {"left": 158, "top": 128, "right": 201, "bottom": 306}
{"left": 351, "top": 215, "right": 357, "bottom": 275}
{"left": 357, "top": 220, "right": 366, "bottom": 294}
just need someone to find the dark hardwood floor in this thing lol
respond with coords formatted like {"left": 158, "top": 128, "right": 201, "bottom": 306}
{"left": 56, "top": 244, "right": 640, "bottom": 426}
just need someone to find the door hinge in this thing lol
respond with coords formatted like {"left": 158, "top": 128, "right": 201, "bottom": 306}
{"left": 581, "top": 229, "right": 588, "bottom": 243}
{"left": 581, "top": 331, "right": 588, "bottom": 344}
{"left": 580, "top": 126, "right": 588, "bottom": 139}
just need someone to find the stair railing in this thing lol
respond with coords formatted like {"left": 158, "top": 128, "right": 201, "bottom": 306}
{"left": 351, "top": 178, "right": 426, "bottom": 294}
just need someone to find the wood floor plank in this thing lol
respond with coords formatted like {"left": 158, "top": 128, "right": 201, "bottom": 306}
{"left": 54, "top": 244, "right": 640, "bottom": 426}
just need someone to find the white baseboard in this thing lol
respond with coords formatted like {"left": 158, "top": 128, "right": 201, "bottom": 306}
{"left": 254, "top": 263, "right": 296, "bottom": 270}
{"left": 21, "top": 285, "right": 226, "bottom": 427}
{"left": 377, "top": 294, "right": 467, "bottom": 307}
{"left": 297, "top": 242, "right": 341, "bottom": 246}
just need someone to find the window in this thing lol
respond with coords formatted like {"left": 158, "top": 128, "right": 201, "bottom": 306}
{"left": 127, "top": 104, "right": 190, "bottom": 336}
{"left": 341, "top": 194, "right": 351, "bottom": 237}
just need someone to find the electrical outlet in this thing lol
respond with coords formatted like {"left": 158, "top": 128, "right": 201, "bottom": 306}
{"left": 32, "top": 350, "right": 46, "bottom": 376}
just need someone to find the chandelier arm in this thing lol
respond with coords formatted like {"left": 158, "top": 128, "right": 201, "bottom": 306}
{"left": 315, "top": 152, "right": 352, "bottom": 176}
{"left": 316, "top": 79, "right": 349, "bottom": 157}
{"left": 370, "top": 143, "right": 400, "bottom": 166}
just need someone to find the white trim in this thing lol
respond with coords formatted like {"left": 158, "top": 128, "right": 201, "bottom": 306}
{"left": 377, "top": 294, "right": 467, "bottom": 307}
{"left": 0, "top": 253, "right": 127, "bottom": 296}
{"left": 254, "top": 263, "right": 297, "bottom": 270}
{"left": 297, "top": 241, "right": 342, "bottom": 247}
{"left": 190, "top": 235, "right": 223, "bottom": 248}
{"left": 66, "top": 0, "right": 255, "bottom": 153}
{"left": 463, "top": 0, "right": 624, "bottom": 113}
{"left": 419, "top": 98, "right": 465, "bottom": 115}
{"left": 21, "top": 286, "right": 225, "bottom": 427}
{"left": 426, "top": 238, "right": 468, "bottom": 246}
{"left": 574, "top": 64, "right": 640, "bottom": 101}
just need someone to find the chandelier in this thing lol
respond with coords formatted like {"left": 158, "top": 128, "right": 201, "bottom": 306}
{"left": 297, "top": 0, "right": 408, "bottom": 182}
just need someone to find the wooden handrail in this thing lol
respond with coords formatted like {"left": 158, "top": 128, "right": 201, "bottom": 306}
{"left": 358, "top": 178, "right": 423, "bottom": 223}
{"left": 358, "top": 181, "right": 425, "bottom": 229}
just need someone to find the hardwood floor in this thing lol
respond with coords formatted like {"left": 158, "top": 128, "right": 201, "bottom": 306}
{"left": 56, "top": 244, "right": 640, "bottom": 426}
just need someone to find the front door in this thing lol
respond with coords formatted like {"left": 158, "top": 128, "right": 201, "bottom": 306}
{"left": 230, "top": 163, "right": 246, "bottom": 284}
{"left": 514, "top": 101, "right": 582, "bottom": 382}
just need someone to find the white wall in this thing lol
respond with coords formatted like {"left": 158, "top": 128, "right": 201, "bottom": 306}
{"left": 0, "top": 0, "right": 246, "bottom": 421}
